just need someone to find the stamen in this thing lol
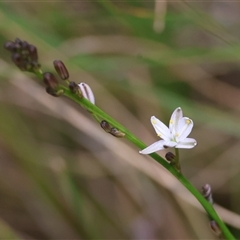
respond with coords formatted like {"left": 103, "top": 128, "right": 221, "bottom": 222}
{"left": 151, "top": 119, "right": 157, "bottom": 124}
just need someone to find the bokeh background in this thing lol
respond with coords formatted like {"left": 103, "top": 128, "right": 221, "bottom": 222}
{"left": 0, "top": 1, "right": 240, "bottom": 239}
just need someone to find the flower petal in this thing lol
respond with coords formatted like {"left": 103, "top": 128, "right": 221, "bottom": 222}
{"left": 163, "top": 141, "right": 177, "bottom": 148}
{"left": 169, "top": 107, "right": 183, "bottom": 134}
{"left": 175, "top": 117, "right": 193, "bottom": 141}
{"left": 175, "top": 138, "right": 197, "bottom": 149}
{"left": 78, "top": 82, "right": 95, "bottom": 104}
{"left": 151, "top": 116, "right": 171, "bottom": 140}
{"left": 139, "top": 140, "right": 166, "bottom": 154}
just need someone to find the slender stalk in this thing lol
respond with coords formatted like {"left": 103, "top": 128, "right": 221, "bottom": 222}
{"left": 5, "top": 35, "right": 235, "bottom": 239}
{"left": 61, "top": 86, "right": 234, "bottom": 239}
{"left": 31, "top": 72, "right": 235, "bottom": 239}
{"left": 174, "top": 148, "right": 181, "bottom": 173}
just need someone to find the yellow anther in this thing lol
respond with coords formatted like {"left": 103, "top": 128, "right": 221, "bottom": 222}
{"left": 170, "top": 119, "right": 174, "bottom": 124}
{"left": 157, "top": 133, "right": 161, "bottom": 137}
{"left": 152, "top": 119, "right": 157, "bottom": 124}
{"left": 186, "top": 119, "right": 191, "bottom": 124}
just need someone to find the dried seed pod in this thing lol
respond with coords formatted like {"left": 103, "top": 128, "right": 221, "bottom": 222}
{"left": 110, "top": 128, "right": 125, "bottom": 138}
{"left": 43, "top": 72, "right": 59, "bottom": 90}
{"left": 202, "top": 183, "right": 213, "bottom": 204}
{"left": 78, "top": 82, "right": 95, "bottom": 104}
{"left": 100, "top": 120, "right": 112, "bottom": 133}
{"left": 53, "top": 60, "right": 69, "bottom": 80}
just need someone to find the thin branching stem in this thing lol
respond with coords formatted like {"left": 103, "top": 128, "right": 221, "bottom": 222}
{"left": 31, "top": 70, "right": 235, "bottom": 239}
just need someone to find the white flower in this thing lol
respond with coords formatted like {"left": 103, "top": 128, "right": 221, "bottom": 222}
{"left": 139, "top": 107, "right": 197, "bottom": 154}
{"left": 78, "top": 82, "right": 95, "bottom": 104}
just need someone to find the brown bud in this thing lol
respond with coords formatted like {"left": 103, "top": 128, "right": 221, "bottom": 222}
{"left": 11, "top": 53, "right": 22, "bottom": 65}
{"left": 53, "top": 60, "right": 69, "bottom": 80}
{"left": 110, "top": 128, "right": 125, "bottom": 138}
{"left": 43, "top": 72, "right": 59, "bottom": 90}
{"left": 46, "top": 87, "right": 58, "bottom": 97}
{"left": 13, "top": 39, "right": 22, "bottom": 51}
{"left": 69, "top": 81, "right": 79, "bottom": 94}
{"left": 100, "top": 120, "right": 125, "bottom": 137}
{"left": 5, "top": 38, "right": 41, "bottom": 73}
{"left": 11, "top": 53, "right": 26, "bottom": 70}
{"left": 14, "top": 38, "right": 22, "bottom": 44}
{"left": 21, "top": 41, "right": 29, "bottom": 50}
{"left": 27, "top": 44, "right": 38, "bottom": 61}
{"left": 4, "top": 41, "right": 15, "bottom": 51}
{"left": 165, "top": 152, "right": 175, "bottom": 162}
{"left": 100, "top": 120, "right": 112, "bottom": 133}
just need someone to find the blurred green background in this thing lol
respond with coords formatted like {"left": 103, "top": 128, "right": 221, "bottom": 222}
{"left": 0, "top": 1, "right": 240, "bottom": 239}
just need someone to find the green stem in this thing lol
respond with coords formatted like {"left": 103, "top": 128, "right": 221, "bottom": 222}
{"left": 174, "top": 148, "right": 181, "bottom": 173}
{"left": 33, "top": 74, "right": 235, "bottom": 239}
{"left": 63, "top": 86, "right": 234, "bottom": 239}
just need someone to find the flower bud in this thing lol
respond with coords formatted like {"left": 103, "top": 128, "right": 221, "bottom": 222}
{"left": 69, "top": 81, "right": 79, "bottom": 94}
{"left": 14, "top": 38, "right": 22, "bottom": 45}
{"left": 100, "top": 120, "right": 125, "bottom": 137}
{"left": 210, "top": 221, "right": 222, "bottom": 237}
{"left": 21, "top": 41, "right": 29, "bottom": 50}
{"left": 110, "top": 128, "right": 125, "bottom": 138}
{"left": 5, "top": 38, "right": 41, "bottom": 73}
{"left": 27, "top": 44, "right": 38, "bottom": 61}
{"left": 78, "top": 82, "right": 95, "bottom": 104}
{"left": 43, "top": 72, "right": 59, "bottom": 90}
{"left": 100, "top": 120, "right": 111, "bottom": 133}
{"left": 202, "top": 184, "right": 213, "bottom": 204}
{"left": 13, "top": 38, "right": 22, "bottom": 51}
{"left": 4, "top": 41, "right": 15, "bottom": 51}
{"left": 53, "top": 60, "right": 69, "bottom": 80}
{"left": 46, "top": 87, "right": 58, "bottom": 97}
{"left": 11, "top": 53, "right": 26, "bottom": 71}
{"left": 11, "top": 53, "right": 22, "bottom": 65}
{"left": 165, "top": 152, "right": 175, "bottom": 162}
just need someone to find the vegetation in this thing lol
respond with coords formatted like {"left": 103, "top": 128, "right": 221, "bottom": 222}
{"left": 0, "top": 1, "right": 240, "bottom": 239}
